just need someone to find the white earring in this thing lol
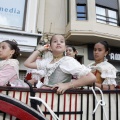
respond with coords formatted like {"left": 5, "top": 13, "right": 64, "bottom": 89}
{"left": 104, "top": 55, "right": 107, "bottom": 61}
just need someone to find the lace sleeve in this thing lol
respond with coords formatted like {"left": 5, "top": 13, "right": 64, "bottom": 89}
{"left": 102, "top": 78, "right": 117, "bottom": 86}
{"left": 60, "top": 56, "right": 91, "bottom": 78}
{"left": 36, "top": 58, "right": 52, "bottom": 70}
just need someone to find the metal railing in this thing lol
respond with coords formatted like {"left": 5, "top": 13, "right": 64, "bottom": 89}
{"left": 0, "top": 86, "right": 120, "bottom": 120}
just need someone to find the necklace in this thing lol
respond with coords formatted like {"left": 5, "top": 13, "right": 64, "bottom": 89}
{"left": 53, "top": 55, "right": 63, "bottom": 62}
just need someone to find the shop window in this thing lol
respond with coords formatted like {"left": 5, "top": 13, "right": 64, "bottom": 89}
{"left": 96, "top": 6, "right": 118, "bottom": 26}
{"left": 0, "top": 0, "right": 26, "bottom": 30}
{"left": 76, "top": 4, "right": 87, "bottom": 20}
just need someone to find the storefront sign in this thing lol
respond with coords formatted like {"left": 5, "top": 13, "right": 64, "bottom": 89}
{"left": 0, "top": 0, "right": 26, "bottom": 30}
{"left": 109, "top": 53, "right": 120, "bottom": 61}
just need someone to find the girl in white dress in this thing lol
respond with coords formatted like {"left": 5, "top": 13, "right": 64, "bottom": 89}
{"left": 24, "top": 34, "right": 96, "bottom": 94}
{"left": 88, "top": 41, "right": 117, "bottom": 90}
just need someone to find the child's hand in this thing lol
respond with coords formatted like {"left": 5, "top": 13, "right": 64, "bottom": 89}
{"left": 28, "top": 79, "right": 37, "bottom": 85}
{"left": 52, "top": 83, "right": 69, "bottom": 94}
{"left": 44, "top": 44, "right": 50, "bottom": 49}
{"left": 36, "top": 44, "right": 50, "bottom": 52}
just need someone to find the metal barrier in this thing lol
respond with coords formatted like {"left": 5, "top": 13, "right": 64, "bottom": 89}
{"left": 0, "top": 86, "right": 120, "bottom": 120}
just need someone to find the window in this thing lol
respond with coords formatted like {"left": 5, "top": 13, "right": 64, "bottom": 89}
{"left": 96, "top": 6, "right": 118, "bottom": 26}
{"left": 76, "top": 4, "right": 87, "bottom": 20}
{"left": 0, "top": 0, "right": 26, "bottom": 30}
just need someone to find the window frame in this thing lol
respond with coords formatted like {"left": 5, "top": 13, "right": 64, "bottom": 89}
{"left": 0, "top": 0, "right": 27, "bottom": 31}
{"left": 96, "top": 5, "right": 118, "bottom": 26}
{"left": 76, "top": 4, "right": 87, "bottom": 20}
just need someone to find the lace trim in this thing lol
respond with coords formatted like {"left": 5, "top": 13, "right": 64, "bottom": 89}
{"left": 44, "top": 57, "right": 65, "bottom": 84}
{"left": 101, "top": 70, "right": 116, "bottom": 78}
{"left": 102, "top": 78, "right": 117, "bottom": 86}
{"left": 88, "top": 61, "right": 117, "bottom": 79}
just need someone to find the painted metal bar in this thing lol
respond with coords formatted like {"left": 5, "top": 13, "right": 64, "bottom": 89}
{"left": 80, "top": 92, "right": 83, "bottom": 120}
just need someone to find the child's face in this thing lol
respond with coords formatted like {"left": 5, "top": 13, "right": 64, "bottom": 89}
{"left": 50, "top": 35, "right": 66, "bottom": 54}
{"left": 93, "top": 43, "right": 108, "bottom": 62}
{"left": 66, "top": 47, "right": 76, "bottom": 58}
{"left": 0, "top": 42, "right": 15, "bottom": 60}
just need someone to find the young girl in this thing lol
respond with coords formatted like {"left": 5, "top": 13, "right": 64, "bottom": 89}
{"left": 88, "top": 41, "right": 117, "bottom": 90}
{"left": 66, "top": 45, "right": 79, "bottom": 79}
{"left": 66, "top": 45, "right": 78, "bottom": 60}
{"left": 24, "top": 34, "right": 96, "bottom": 94}
{"left": 0, "top": 40, "right": 28, "bottom": 87}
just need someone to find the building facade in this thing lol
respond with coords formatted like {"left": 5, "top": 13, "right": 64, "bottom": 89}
{"left": 0, "top": 0, "right": 120, "bottom": 83}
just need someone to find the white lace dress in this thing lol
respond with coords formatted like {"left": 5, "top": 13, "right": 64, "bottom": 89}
{"left": 88, "top": 61, "right": 117, "bottom": 86}
{"left": 36, "top": 56, "right": 91, "bottom": 85}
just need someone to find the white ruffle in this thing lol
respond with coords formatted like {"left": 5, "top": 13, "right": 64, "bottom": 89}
{"left": 101, "top": 69, "right": 116, "bottom": 79}
{"left": 36, "top": 56, "right": 91, "bottom": 85}
{"left": 31, "top": 69, "right": 45, "bottom": 81}
{"left": 88, "top": 61, "right": 117, "bottom": 84}
{"left": 36, "top": 58, "right": 52, "bottom": 70}
{"left": 102, "top": 78, "right": 117, "bottom": 86}
{"left": 60, "top": 56, "right": 91, "bottom": 78}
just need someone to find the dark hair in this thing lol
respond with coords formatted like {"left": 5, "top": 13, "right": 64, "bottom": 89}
{"left": 50, "top": 34, "right": 65, "bottom": 45}
{"left": 96, "top": 41, "right": 110, "bottom": 54}
{"left": 2, "top": 40, "right": 20, "bottom": 59}
{"left": 67, "top": 46, "right": 77, "bottom": 52}
{"left": 67, "top": 45, "right": 78, "bottom": 61}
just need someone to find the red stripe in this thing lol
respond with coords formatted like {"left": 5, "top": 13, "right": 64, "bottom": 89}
{"left": 12, "top": 91, "right": 15, "bottom": 98}
{"left": 51, "top": 93, "right": 54, "bottom": 109}
{"left": 63, "top": 94, "right": 66, "bottom": 120}
{"left": 50, "top": 93, "right": 54, "bottom": 120}
{"left": 25, "top": 92, "right": 29, "bottom": 104}
{"left": 45, "top": 93, "right": 48, "bottom": 117}
{"left": 75, "top": 94, "right": 77, "bottom": 120}
{"left": 69, "top": 94, "right": 72, "bottom": 120}
{"left": 39, "top": 92, "right": 41, "bottom": 98}
{"left": 19, "top": 91, "right": 22, "bottom": 101}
